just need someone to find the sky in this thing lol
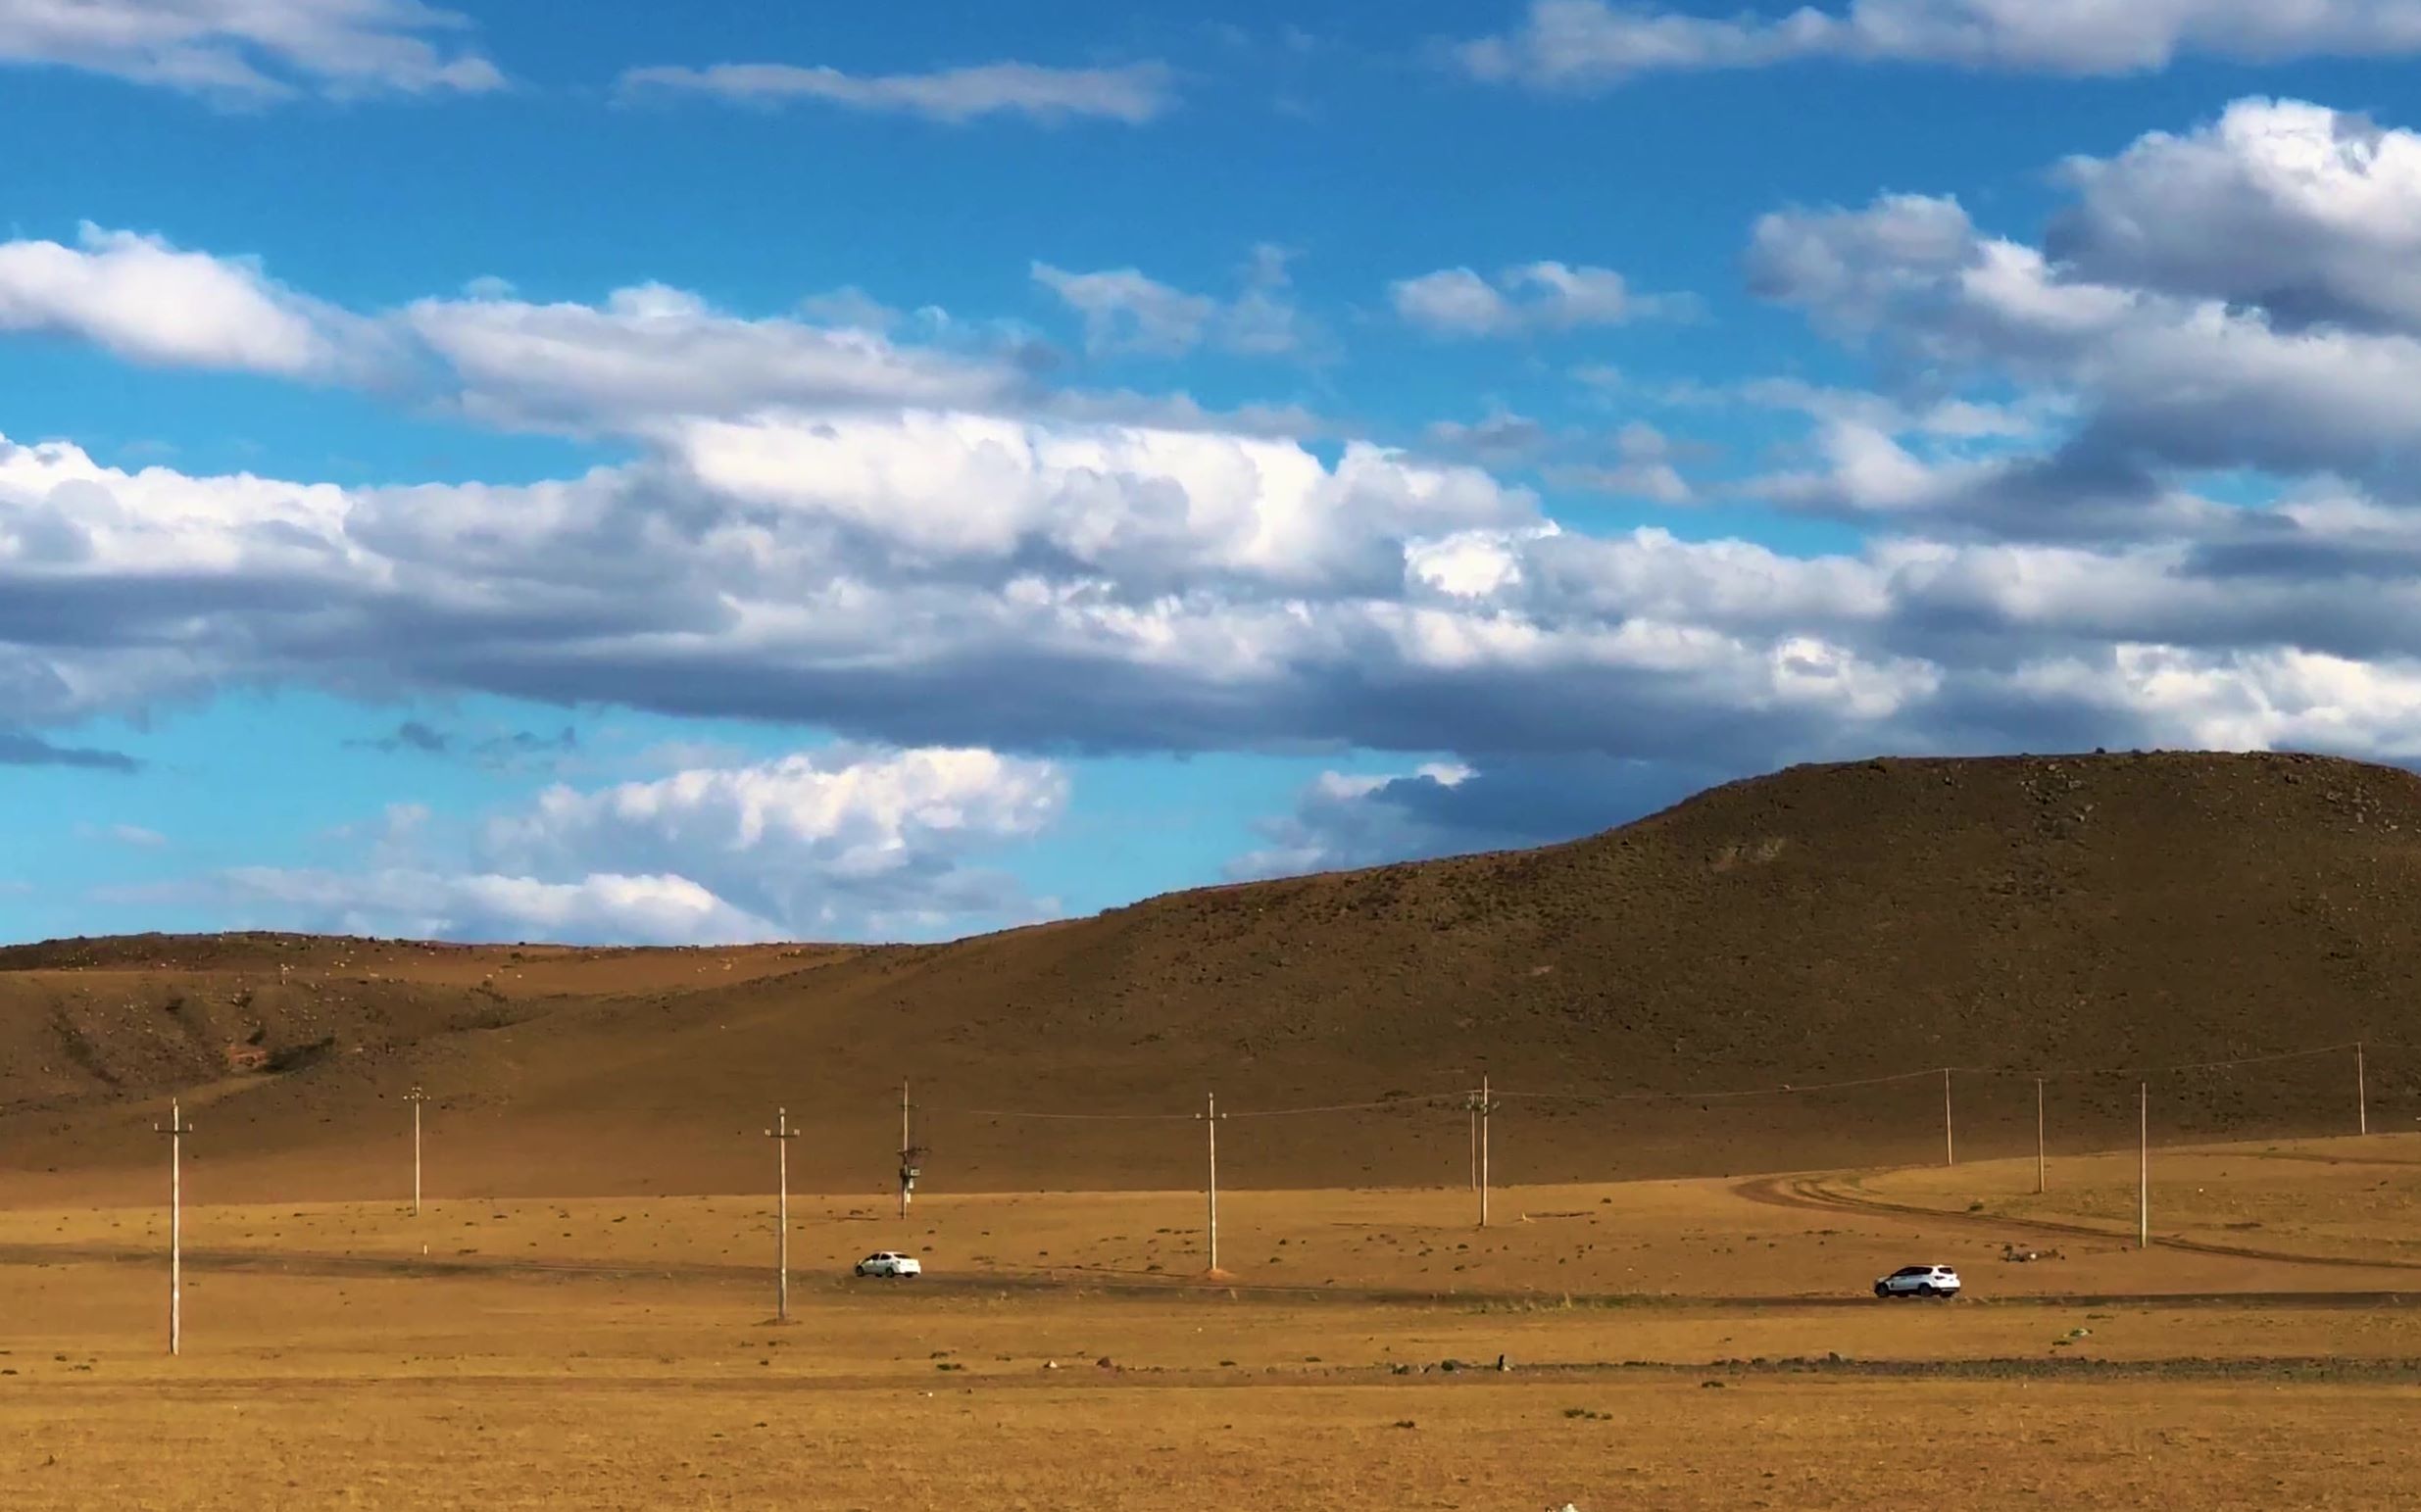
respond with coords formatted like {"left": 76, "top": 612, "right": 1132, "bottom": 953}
{"left": 10, "top": 3, "right": 2421, "bottom": 946}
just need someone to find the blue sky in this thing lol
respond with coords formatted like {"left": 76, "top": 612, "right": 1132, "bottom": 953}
{"left": 11, "top": 2, "right": 2421, "bottom": 944}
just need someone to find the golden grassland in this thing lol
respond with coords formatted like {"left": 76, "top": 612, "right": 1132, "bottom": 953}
{"left": 12, "top": 1135, "right": 2421, "bottom": 1508}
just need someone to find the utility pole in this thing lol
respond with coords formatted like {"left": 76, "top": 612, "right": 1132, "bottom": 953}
{"left": 897, "top": 1079, "right": 925, "bottom": 1221}
{"left": 405, "top": 1084, "right": 428, "bottom": 1216}
{"left": 153, "top": 1098, "right": 192, "bottom": 1356}
{"left": 1943, "top": 1067, "right": 1954, "bottom": 1166}
{"left": 1468, "top": 1096, "right": 1478, "bottom": 1192}
{"left": 2138, "top": 1082, "right": 2149, "bottom": 1251}
{"left": 2035, "top": 1078, "right": 2046, "bottom": 1195}
{"left": 2358, "top": 1042, "right": 2369, "bottom": 1137}
{"left": 1197, "top": 1093, "right": 1223, "bottom": 1272}
{"left": 1466, "top": 1076, "right": 1500, "bottom": 1228}
{"left": 765, "top": 1107, "right": 798, "bottom": 1322}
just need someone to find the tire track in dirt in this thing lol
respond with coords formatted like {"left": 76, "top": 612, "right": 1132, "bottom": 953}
{"left": 7, "top": 1239, "right": 2419, "bottom": 1311}
{"left": 2233, "top": 1149, "right": 2421, "bottom": 1169}
{"left": 1733, "top": 1173, "right": 2421, "bottom": 1276}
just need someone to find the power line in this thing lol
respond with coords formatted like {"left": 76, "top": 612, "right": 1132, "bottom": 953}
{"left": 1490, "top": 1067, "right": 1946, "bottom": 1104}
{"left": 1225, "top": 1095, "right": 1466, "bottom": 1119}
{"left": 1960, "top": 1044, "right": 2361, "bottom": 1081}
{"left": 587, "top": 1035, "right": 2410, "bottom": 1127}
{"left": 945, "top": 1107, "right": 1199, "bottom": 1123}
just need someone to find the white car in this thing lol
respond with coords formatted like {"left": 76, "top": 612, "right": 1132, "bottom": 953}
{"left": 1873, "top": 1263, "right": 1960, "bottom": 1298}
{"left": 854, "top": 1250, "right": 921, "bottom": 1279}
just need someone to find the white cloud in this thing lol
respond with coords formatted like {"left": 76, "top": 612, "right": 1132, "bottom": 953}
{"left": 1545, "top": 421, "right": 1694, "bottom": 503}
{"left": 1424, "top": 408, "right": 1552, "bottom": 463}
{"left": 27, "top": 396, "right": 2421, "bottom": 809}
{"left": 204, "top": 866, "right": 785, "bottom": 946}
{"left": 172, "top": 745, "right": 1070, "bottom": 944}
{"left": 1228, "top": 753, "right": 1733, "bottom": 880}
{"left": 400, "top": 281, "right": 1024, "bottom": 435}
{"left": 1032, "top": 264, "right": 1216, "bottom": 357}
{"left": 1425, "top": 409, "right": 1705, "bottom": 502}
{"left": 658, "top": 409, "right": 1534, "bottom": 591}
{"left": 0, "top": 0, "right": 504, "bottom": 101}
{"left": 0, "top": 223, "right": 371, "bottom": 377}
{"left": 0, "top": 224, "right": 1338, "bottom": 444}
{"left": 1032, "top": 245, "right": 1315, "bottom": 359}
{"left": 1458, "top": 0, "right": 2421, "bottom": 89}
{"left": 1227, "top": 761, "right": 1473, "bottom": 878}
{"left": 0, "top": 225, "right": 1039, "bottom": 432}
{"left": 618, "top": 59, "right": 1175, "bottom": 123}
{"left": 1744, "top": 159, "right": 2421, "bottom": 499}
{"left": 1391, "top": 261, "right": 1682, "bottom": 337}
{"left": 2048, "top": 97, "right": 2421, "bottom": 336}
{"left": 483, "top": 746, "right": 1066, "bottom": 930}
{"left": 0, "top": 415, "right": 1952, "bottom": 769}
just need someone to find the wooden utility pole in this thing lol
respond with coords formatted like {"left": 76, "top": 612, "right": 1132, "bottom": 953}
{"left": 1197, "top": 1093, "right": 1223, "bottom": 1272}
{"left": 153, "top": 1098, "right": 192, "bottom": 1356}
{"left": 2358, "top": 1043, "right": 2369, "bottom": 1136}
{"left": 2138, "top": 1082, "right": 2149, "bottom": 1251}
{"left": 1466, "top": 1076, "right": 1499, "bottom": 1228}
{"left": 897, "top": 1079, "right": 925, "bottom": 1221}
{"left": 405, "top": 1085, "right": 429, "bottom": 1216}
{"left": 1943, "top": 1067, "right": 1954, "bottom": 1166}
{"left": 2035, "top": 1078, "right": 2046, "bottom": 1195}
{"left": 765, "top": 1107, "right": 799, "bottom": 1322}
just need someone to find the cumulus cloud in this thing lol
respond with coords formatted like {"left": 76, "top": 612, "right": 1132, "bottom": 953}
{"left": 199, "top": 866, "right": 784, "bottom": 947}
{"left": 1545, "top": 421, "right": 1694, "bottom": 504}
{"left": 0, "top": 223, "right": 376, "bottom": 378}
{"left": 1457, "top": 0, "right": 2421, "bottom": 89}
{"left": 2047, "top": 96, "right": 2421, "bottom": 337}
{"left": 0, "top": 224, "right": 1045, "bottom": 431}
{"left": 1032, "top": 245, "right": 1315, "bottom": 359}
{"left": 162, "top": 745, "right": 1069, "bottom": 944}
{"left": 483, "top": 745, "right": 1066, "bottom": 934}
{"left": 25, "top": 357, "right": 2421, "bottom": 781}
{"left": 0, "top": 418, "right": 1949, "bottom": 768}
{"left": 1229, "top": 762, "right": 1478, "bottom": 879}
{"left": 1743, "top": 142, "right": 2421, "bottom": 510}
{"left": 1391, "top": 261, "right": 1685, "bottom": 337}
{"left": 1230, "top": 754, "right": 1733, "bottom": 879}
{"left": 1424, "top": 408, "right": 1553, "bottom": 463}
{"left": 1424, "top": 409, "right": 1704, "bottom": 501}
{"left": 400, "top": 281, "right": 1027, "bottom": 435}
{"left": 1031, "top": 265, "right": 1216, "bottom": 357}
{"left": 618, "top": 59, "right": 1175, "bottom": 124}
{"left": 0, "top": 0, "right": 504, "bottom": 101}
{"left": 0, "top": 224, "right": 1342, "bottom": 445}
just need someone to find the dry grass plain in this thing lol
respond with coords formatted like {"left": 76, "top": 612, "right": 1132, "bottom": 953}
{"left": 10, "top": 1135, "right": 2421, "bottom": 1507}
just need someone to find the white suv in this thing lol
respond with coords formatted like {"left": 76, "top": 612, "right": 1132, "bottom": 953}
{"left": 854, "top": 1250, "right": 921, "bottom": 1279}
{"left": 1873, "top": 1263, "right": 1960, "bottom": 1298}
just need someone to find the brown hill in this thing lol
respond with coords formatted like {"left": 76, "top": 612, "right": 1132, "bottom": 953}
{"left": 7, "top": 750, "right": 2421, "bottom": 1206}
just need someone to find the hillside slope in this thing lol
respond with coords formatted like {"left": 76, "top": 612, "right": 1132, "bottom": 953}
{"left": 7, "top": 751, "right": 2421, "bottom": 1203}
